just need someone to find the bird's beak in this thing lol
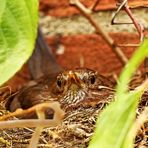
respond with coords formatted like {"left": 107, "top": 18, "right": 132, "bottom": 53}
{"left": 67, "top": 71, "right": 82, "bottom": 88}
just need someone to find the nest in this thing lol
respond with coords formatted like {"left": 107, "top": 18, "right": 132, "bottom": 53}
{"left": 0, "top": 74, "right": 147, "bottom": 148}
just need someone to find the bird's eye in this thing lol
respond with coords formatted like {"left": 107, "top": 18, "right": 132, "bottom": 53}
{"left": 57, "top": 79, "right": 62, "bottom": 87}
{"left": 90, "top": 75, "right": 96, "bottom": 84}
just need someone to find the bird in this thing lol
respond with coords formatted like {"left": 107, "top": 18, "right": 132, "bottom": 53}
{"left": 5, "top": 68, "right": 114, "bottom": 118}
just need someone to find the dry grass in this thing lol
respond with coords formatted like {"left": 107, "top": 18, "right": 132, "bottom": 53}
{"left": 0, "top": 74, "right": 147, "bottom": 148}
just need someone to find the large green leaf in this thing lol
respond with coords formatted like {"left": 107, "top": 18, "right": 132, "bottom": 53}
{"left": 0, "top": 0, "right": 6, "bottom": 23}
{"left": 0, "top": 0, "right": 38, "bottom": 85}
{"left": 89, "top": 39, "right": 148, "bottom": 148}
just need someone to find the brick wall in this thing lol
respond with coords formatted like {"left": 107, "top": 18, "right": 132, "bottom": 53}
{"left": 4, "top": 0, "right": 147, "bottom": 91}
{"left": 40, "top": 0, "right": 148, "bottom": 17}
{"left": 40, "top": 0, "right": 147, "bottom": 75}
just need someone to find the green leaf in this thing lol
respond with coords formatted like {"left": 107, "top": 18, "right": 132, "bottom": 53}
{"left": 89, "top": 90, "right": 143, "bottom": 148}
{"left": 0, "top": 0, "right": 6, "bottom": 23}
{"left": 116, "top": 39, "right": 148, "bottom": 98}
{"left": 89, "top": 39, "right": 148, "bottom": 148}
{"left": 0, "top": 0, "right": 38, "bottom": 85}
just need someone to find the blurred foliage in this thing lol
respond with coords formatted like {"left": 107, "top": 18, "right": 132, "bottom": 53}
{"left": 89, "top": 39, "right": 148, "bottom": 148}
{"left": 0, "top": 0, "right": 38, "bottom": 85}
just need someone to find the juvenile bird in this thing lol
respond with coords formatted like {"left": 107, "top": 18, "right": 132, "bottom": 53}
{"left": 6, "top": 68, "right": 114, "bottom": 118}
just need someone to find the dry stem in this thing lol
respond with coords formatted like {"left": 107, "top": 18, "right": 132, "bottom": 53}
{"left": 112, "top": 0, "right": 144, "bottom": 43}
{"left": 127, "top": 107, "right": 148, "bottom": 146}
{"left": 69, "top": 0, "right": 128, "bottom": 65}
{"left": 144, "top": 58, "right": 148, "bottom": 77}
{"left": 0, "top": 102, "right": 65, "bottom": 128}
{"left": 28, "top": 107, "right": 46, "bottom": 148}
{"left": 0, "top": 102, "right": 64, "bottom": 147}
{"left": 89, "top": 0, "right": 100, "bottom": 11}
{"left": 0, "top": 102, "right": 64, "bottom": 121}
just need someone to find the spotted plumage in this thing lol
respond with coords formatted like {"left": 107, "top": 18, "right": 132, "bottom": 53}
{"left": 6, "top": 68, "right": 114, "bottom": 117}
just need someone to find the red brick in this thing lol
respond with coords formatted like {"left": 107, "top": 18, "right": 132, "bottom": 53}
{"left": 40, "top": 0, "right": 148, "bottom": 17}
{"left": 46, "top": 32, "right": 143, "bottom": 75}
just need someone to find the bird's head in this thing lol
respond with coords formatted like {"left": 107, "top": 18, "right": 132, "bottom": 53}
{"left": 53, "top": 68, "right": 113, "bottom": 105}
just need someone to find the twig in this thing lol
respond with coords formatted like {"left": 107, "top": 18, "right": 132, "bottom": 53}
{"left": 0, "top": 102, "right": 64, "bottom": 121}
{"left": 69, "top": 0, "right": 128, "bottom": 65}
{"left": 0, "top": 102, "right": 64, "bottom": 147}
{"left": 0, "top": 119, "right": 62, "bottom": 129}
{"left": 135, "top": 78, "right": 148, "bottom": 91}
{"left": 0, "top": 86, "right": 12, "bottom": 101}
{"left": 98, "top": 85, "right": 115, "bottom": 91}
{"left": 89, "top": 0, "right": 100, "bottom": 11}
{"left": 70, "top": 0, "right": 91, "bottom": 14}
{"left": 117, "top": 43, "right": 140, "bottom": 47}
{"left": 144, "top": 57, "right": 148, "bottom": 77}
{"left": 127, "top": 107, "right": 148, "bottom": 144}
{"left": 0, "top": 102, "right": 65, "bottom": 126}
{"left": 112, "top": 0, "right": 144, "bottom": 44}
{"left": 29, "top": 107, "right": 46, "bottom": 148}
{"left": 0, "top": 103, "right": 64, "bottom": 148}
